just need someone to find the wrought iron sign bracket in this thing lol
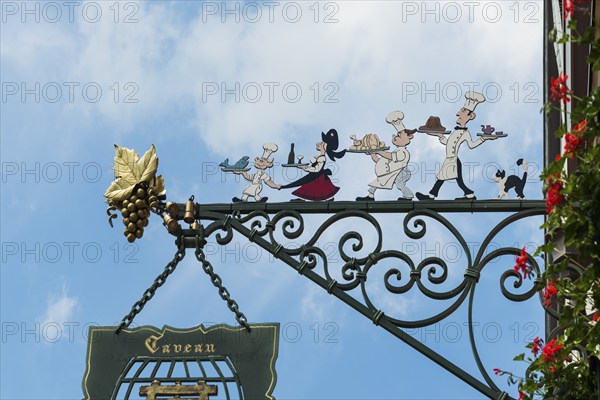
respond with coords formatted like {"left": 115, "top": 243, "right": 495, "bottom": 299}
{"left": 158, "top": 199, "right": 546, "bottom": 400}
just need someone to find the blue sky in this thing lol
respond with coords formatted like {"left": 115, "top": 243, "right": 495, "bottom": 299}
{"left": 1, "top": 1, "right": 546, "bottom": 399}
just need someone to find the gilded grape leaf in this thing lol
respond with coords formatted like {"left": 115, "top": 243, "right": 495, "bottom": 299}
{"left": 113, "top": 144, "right": 158, "bottom": 184}
{"left": 104, "top": 177, "right": 137, "bottom": 202}
{"left": 105, "top": 144, "right": 163, "bottom": 202}
{"left": 113, "top": 145, "right": 140, "bottom": 185}
{"left": 152, "top": 175, "right": 166, "bottom": 196}
{"left": 137, "top": 145, "right": 159, "bottom": 183}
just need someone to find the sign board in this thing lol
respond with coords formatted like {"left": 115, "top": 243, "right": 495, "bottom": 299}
{"left": 82, "top": 324, "right": 279, "bottom": 400}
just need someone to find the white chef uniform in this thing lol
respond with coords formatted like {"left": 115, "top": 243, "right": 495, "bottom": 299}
{"left": 240, "top": 143, "right": 278, "bottom": 202}
{"left": 370, "top": 148, "right": 410, "bottom": 188}
{"left": 242, "top": 169, "right": 269, "bottom": 201}
{"left": 436, "top": 130, "right": 483, "bottom": 180}
{"left": 435, "top": 91, "right": 486, "bottom": 181}
{"left": 361, "top": 110, "right": 414, "bottom": 200}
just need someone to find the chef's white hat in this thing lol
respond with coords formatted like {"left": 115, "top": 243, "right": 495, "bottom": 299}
{"left": 261, "top": 143, "right": 278, "bottom": 161}
{"left": 386, "top": 111, "right": 406, "bottom": 132}
{"left": 464, "top": 91, "right": 486, "bottom": 112}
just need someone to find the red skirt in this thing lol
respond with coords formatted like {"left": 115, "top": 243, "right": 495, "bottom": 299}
{"left": 291, "top": 174, "right": 339, "bottom": 201}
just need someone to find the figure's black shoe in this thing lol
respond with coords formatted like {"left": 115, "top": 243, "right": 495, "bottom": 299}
{"left": 455, "top": 195, "right": 477, "bottom": 200}
{"left": 290, "top": 198, "right": 305, "bottom": 202}
{"left": 416, "top": 192, "right": 434, "bottom": 200}
{"left": 397, "top": 197, "right": 413, "bottom": 201}
{"left": 356, "top": 196, "right": 374, "bottom": 201}
{"left": 259, "top": 197, "right": 268, "bottom": 202}
{"left": 232, "top": 197, "right": 243, "bottom": 203}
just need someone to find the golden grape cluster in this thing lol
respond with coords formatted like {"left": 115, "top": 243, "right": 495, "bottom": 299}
{"left": 120, "top": 186, "right": 158, "bottom": 242}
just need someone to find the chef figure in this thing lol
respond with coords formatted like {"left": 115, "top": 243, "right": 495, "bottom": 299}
{"left": 356, "top": 111, "right": 416, "bottom": 201}
{"left": 416, "top": 91, "right": 498, "bottom": 201}
{"left": 232, "top": 143, "right": 281, "bottom": 203}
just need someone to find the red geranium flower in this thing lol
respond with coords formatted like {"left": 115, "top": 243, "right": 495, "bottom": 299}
{"left": 542, "top": 339, "right": 564, "bottom": 362}
{"left": 564, "top": 0, "right": 574, "bottom": 19}
{"left": 513, "top": 247, "right": 531, "bottom": 279}
{"left": 564, "top": 133, "right": 583, "bottom": 157}
{"left": 573, "top": 120, "right": 587, "bottom": 133}
{"left": 543, "top": 281, "right": 557, "bottom": 307}
{"left": 546, "top": 180, "right": 564, "bottom": 214}
{"left": 531, "top": 337, "right": 543, "bottom": 357}
{"left": 518, "top": 391, "right": 525, "bottom": 400}
{"left": 564, "top": 0, "right": 593, "bottom": 20}
{"left": 563, "top": 120, "right": 586, "bottom": 157}
{"left": 550, "top": 73, "right": 570, "bottom": 105}
{"left": 493, "top": 367, "right": 502, "bottom": 376}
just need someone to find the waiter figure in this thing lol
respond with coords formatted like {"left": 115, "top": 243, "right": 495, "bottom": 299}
{"left": 233, "top": 143, "right": 280, "bottom": 202}
{"left": 356, "top": 111, "right": 415, "bottom": 201}
{"left": 416, "top": 91, "right": 497, "bottom": 201}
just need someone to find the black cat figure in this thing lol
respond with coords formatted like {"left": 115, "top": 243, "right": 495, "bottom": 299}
{"left": 493, "top": 159, "right": 528, "bottom": 199}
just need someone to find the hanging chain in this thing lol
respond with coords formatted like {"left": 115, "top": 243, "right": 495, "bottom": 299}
{"left": 115, "top": 236, "right": 186, "bottom": 334}
{"left": 194, "top": 235, "right": 251, "bottom": 332}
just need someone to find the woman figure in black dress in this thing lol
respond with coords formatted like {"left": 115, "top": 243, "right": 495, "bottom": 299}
{"left": 280, "top": 129, "right": 345, "bottom": 201}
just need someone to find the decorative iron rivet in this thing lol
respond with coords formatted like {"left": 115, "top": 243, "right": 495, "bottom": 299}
{"left": 163, "top": 214, "right": 180, "bottom": 234}
{"left": 166, "top": 202, "right": 179, "bottom": 218}
{"left": 368, "top": 253, "right": 377, "bottom": 264}
{"left": 297, "top": 261, "right": 307, "bottom": 275}
{"left": 410, "top": 270, "right": 421, "bottom": 279}
{"left": 372, "top": 310, "right": 385, "bottom": 326}
{"left": 184, "top": 196, "right": 196, "bottom": 224}
{"left": 464, "top": 268, "right": 480, "bottom": 282}
{"left": 249, "top": 228, "right": 257, "bottom": 240}
{"left": 326, "top": 280, "right": 337, "bottom": 294}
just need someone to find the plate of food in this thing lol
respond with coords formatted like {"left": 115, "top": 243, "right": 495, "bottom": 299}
{"left": 347, "top": 146, "right": 390, "bottom": 153}
{"left": 418, "top": 116, "right": 451, "bottom": 135}
{"left": 477, "top": 124, "right": 507, "bottom": 138}
{"left": 417, "top": 129, "right": 452, "bottom": 135}
{"left": 220, "top": 156, "right": 250, "bottom": 173}
{"left": 347, "top": 133, "right": 389, "bottom": 153}
{"left": 221, "top": 167, "right": 251, "bottom": 172}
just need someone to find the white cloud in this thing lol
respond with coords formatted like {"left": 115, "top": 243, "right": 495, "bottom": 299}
{"left": 370, "top": 286, "right": 419, "bottom": 320}
{"left": 301, "top": 284, "right": 337, "bottom": 321}
{"left": 2, "top": 1, "right": 544, "bottom": 163}
{"left": 41, "top": 283, "right": 79, "bottom": 328}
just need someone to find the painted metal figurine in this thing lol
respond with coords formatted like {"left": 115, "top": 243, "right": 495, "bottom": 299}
{"left": 219, "top": 156, "right": 250, "bottom": 171}
{"left": 493, "top": 159, "right": 528, "bottom": 199}
{"left": 415, "top": 91, "right": 499, "bottom": 201}
{"left": 356, "top": 111, "right": 416, "bottom": 201}
{"left": 231, "top": 143, "right": 281, "bottom": 203}
{"left": 279, "top": 129, "right": 345, "bottom": 202}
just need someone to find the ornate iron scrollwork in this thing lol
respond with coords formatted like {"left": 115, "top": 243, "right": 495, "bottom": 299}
{"left": 179, "top": 200, "right": 545, "bottom": 400}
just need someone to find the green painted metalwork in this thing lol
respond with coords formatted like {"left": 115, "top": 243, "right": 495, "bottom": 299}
{"left": 83, "top": 324, "right": 279, "bottom": 400}
{"left": 152, "top": 199, "right": 544, "bottom": 400}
